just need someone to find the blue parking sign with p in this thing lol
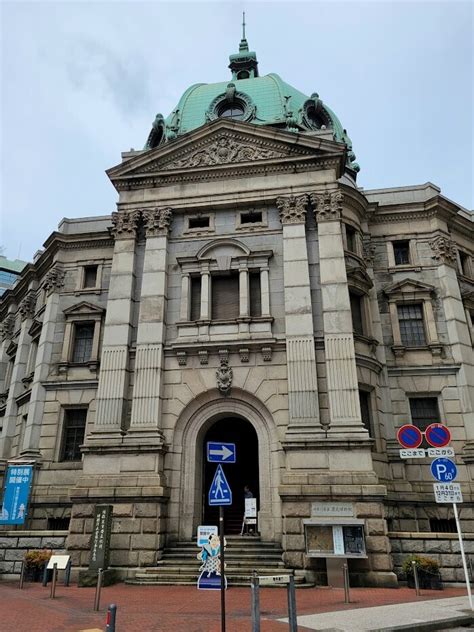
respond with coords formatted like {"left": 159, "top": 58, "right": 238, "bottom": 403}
{"left": 430, "top": 458, "right": 457, "bottom": 483}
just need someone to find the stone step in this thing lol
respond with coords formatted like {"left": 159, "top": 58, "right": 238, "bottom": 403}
{"left": 127, "top": 573, "right": 309, "bottom": 587}
{"left": 153, "top": 562, "right": 285, "bottom": 571}
{"left": 161, "top": 551, "right": 283, "bottom": 560}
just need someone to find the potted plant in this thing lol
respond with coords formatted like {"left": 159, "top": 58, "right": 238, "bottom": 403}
{"left": 24, "top": 549, "right": 52, "bottom": 582}
{"left": 402, "top": 554, "right": 443, "bottom": 590}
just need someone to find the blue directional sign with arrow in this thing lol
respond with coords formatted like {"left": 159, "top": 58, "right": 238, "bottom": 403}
{"left": 208, "top": 464, "right": 232, "bottom": 506}
{"left": 207, "top": 442, "right": 236, "bottom": 464}
{"left": 431, "top": 457, "right": 458, "bottom": 482}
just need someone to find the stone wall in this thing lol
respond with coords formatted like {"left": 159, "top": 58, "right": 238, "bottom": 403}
{"left": 389, "top": 532, "right": 474, "bottom": 583}
{"left": 0, "top": 530, "right": 67, "bottom": 579}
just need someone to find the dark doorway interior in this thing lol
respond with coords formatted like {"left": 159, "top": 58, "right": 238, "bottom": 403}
{"left": 203, "top": 417, "right": 259, "bottom": 534}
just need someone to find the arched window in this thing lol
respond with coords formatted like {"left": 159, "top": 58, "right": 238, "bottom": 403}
{"left": 217, "top": 102, "right": 245, "bottom": 120}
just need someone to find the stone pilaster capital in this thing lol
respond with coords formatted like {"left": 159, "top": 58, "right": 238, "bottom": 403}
{"left": 276, "top": 194, "right": 309, "bottom": 225}
{"left": 142, "top": 207, "right": 173, "bottom": 237}
{"left": 430, "top": 235, "right": 457, "bottom": 266}
{"left": 362, "top": 238, "right": 376, "bottom": 266}
{"left": 41, "top": 266, "right": 65, "bottom": 295}
{"left": 310, "top": 190, "right": 343, "bottom": 222}
{"left": 110, "top": 209, "right": 141, "bottom": 240}
{"left": 18, "top": 291, "right": 36, "bottom": 321}
{"left": 0, "top": 314, "right": 15, "bottom": 342}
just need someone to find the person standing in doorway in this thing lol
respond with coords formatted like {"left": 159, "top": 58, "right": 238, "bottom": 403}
{"left": 241, "top": 486, "right": 255, "bottom": 536}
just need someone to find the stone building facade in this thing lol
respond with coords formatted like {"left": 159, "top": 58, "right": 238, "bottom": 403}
{"left": 0, "top": 38, "right": 473, "bottom": 586}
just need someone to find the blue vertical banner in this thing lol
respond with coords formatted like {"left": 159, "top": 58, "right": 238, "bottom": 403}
{"left": 0, "top": 464, "right": 34, "bottom": 525}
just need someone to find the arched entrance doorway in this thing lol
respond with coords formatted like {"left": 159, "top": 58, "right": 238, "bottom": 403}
{"left": 203, "top": 417, "right": 259, "bottom": 533}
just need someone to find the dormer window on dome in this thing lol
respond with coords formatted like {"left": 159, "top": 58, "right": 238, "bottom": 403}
{"left": 206, "top": 84, "right": 256, "bottom": 123}
{"left": 302, "top": 95, "right": 332, "bottom": 131}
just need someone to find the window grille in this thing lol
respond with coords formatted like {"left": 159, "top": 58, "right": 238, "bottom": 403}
{"left": 393, "top": 240, "right": 410, "bottom": 265}
{"left": 397, "top": 303, "right": 426, "bottom": 345}
{"left": 211, "top": 274, "right": 239, "bottom": 320}
{"left": 409, "top": 397, "right": 440, "bottom": 432}
{"left": 429, "top": 518, "right": 456, "bottom": 533}
{"left": 83, "top": 265, "right": 98, "bottom": 288}
{"left": 72, "top": 324, "right": 94, "bottom": 363}
{"left": 350, "top": 292, "right": 364, "bottom": 336}
{"left": 190, "top": 276, "right": 201, "bottom": 321}
{"left": 60, "top": 409, "right": 86, "bottom": 461}
{"left": 249, "top": 272, "right": 261, "bottom": 317}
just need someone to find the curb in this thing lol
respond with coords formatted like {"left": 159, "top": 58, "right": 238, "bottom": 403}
{"left": 376, "top": 612, "right": 474, "bottom": 631}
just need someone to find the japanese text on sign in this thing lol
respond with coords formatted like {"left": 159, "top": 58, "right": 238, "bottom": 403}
{"left": 0, "top": 465, "right": 34, "bottom": 525}
{"left": 433, "top": 483, "right": 463, "bottom": 504}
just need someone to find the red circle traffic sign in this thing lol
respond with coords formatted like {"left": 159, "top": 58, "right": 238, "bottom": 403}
{"left": 425, "top": 423, "right": 451, "bottom": 448}
{"left": 397, "top": 424, "right": 423, "bottom": 449}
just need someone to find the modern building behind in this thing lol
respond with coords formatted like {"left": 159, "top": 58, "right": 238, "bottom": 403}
{"left": 0, "top": 36, "right": 473, "bottom": 586}
{"left": 0, "top": 256, "right": 27, "bottom": 297}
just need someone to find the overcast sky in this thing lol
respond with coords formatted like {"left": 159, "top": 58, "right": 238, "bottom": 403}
{"left": 1, "top": 1, "right": 472, "bottom": 262}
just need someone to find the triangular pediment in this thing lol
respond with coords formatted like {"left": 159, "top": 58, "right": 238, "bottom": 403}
{"left": 384, "top": 278, "right": 436, "bottom": 297}
{"left": 63, "top": 302, "right": 104, "bottom": 317}
{"left": 107, "top": 119, "right": 345, "bottom": 189}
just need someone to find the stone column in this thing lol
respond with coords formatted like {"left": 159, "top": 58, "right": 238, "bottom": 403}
{"left": 429, "top": 236, "right": 474, "bottom": 458}
{"left": 276, "top": 195, "right": 320, "bottom": 433}
{"left": 127, "top": 207, "right": 172, "bottom": 445}
{"left": 91, "top": 210, "right": 140, "bottom": 441}
{"left": 22, "top": 269, "right": 65, "bottom": 456}
{"left": 260, "top": 266, "right": 270, "bottom": 317}
{"left": 239, "top": 266, "right": 249, "bottom": 317}
{"left": 180, "top": 273, "right": 191, "bottom": 321}
{"left": 311, "top": 190, "right": 366, "bottom": 436}
{"left": 0, "top": 292, "right": 36, "bottom": 458}
{"left": 200, "top": 266, "right": 211, "bottom": 320}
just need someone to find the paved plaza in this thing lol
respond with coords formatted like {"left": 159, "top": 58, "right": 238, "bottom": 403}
{"left": 0, "top": 582, "right": 470, "bottom": 631}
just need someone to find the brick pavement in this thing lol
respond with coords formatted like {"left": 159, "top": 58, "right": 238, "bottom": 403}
{"left": 0, "top": 581, "right": 467, "bottom": 632}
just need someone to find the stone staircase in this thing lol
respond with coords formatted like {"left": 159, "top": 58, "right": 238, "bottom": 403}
{"left": 127, "top": 536, "right": 308, "bottom": 587}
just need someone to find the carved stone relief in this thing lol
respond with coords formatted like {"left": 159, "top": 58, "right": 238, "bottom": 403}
{"left": 276, "top": 194, "right": 309, "bottom": 225}
{"left": 430, "top": 235, "right": 457, "bottom": 266}
{"left": 142, "top": 207, "right": 173, "bottom": 237}
{"left": 310, "top": 190, "right": 343, "bottom": 222}
{"left": 0, "top": 314, "right": 15, "bottom": 342}
{"left": 216, "top": 358, "right": 233, "bottom": 395}
{"left": 18, "top": 292, "right": 36, "bottom": 321}
{"left": 110, "top": 210, "right": 142, "bottom": 239}
{"left": 42, "top": 267, "right": 65, "bottom": 295}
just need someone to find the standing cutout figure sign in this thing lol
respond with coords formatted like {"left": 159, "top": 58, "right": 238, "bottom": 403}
{"left": 197, "top": 532, "right": 227, "bottom": 590}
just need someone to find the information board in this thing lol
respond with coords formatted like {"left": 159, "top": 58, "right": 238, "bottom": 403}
{"left": 433, "top": 483, "right": 463, "bottom": 504}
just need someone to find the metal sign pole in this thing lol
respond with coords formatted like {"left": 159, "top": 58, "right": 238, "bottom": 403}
{"left": 453, "top": 502, "right": 473, "bottom": 610}
{"left": 411, "top": 560, "right": 420, "bottom": 596}
{"left": 251, "top": 571, "right": 260, "bottom": 632}
{"left": 287, "top": 574, "right": 297, "bottom": 632}
{"left": 219, "top": 505, "right": 226, "bottom": 632}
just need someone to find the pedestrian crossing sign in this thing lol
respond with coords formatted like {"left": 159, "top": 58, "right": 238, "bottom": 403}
{"left": 208, "top": 464, "right": 232, "bottom": 506}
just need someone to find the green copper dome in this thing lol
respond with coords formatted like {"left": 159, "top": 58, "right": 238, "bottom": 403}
{"left": 145, "top": 35, "right": 359, "bottom": 173}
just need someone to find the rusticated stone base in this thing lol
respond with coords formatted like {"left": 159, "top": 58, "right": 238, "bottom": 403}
{"left": 78, "top": 568, "right": 119, "bottom": 587}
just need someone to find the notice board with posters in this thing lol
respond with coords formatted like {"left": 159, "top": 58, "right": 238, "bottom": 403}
{"left": 303, "top": 518, "right": 366, "bottom": 558}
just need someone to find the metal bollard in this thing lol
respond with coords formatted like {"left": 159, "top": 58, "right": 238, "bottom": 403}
{"left": 94, "top": 568, "right": 103, "bottom": 611}
{"left": 50, "top": 563, "right": 58, "bottom": 599}
{"left": 412, "top": 560, "right": 420, "bottom": 596}
{"left": 343, "top": 563, "right": 350, "bottom": 604}
{"left": 42, "top": 563, "right": 49, "bottom": 587}
{"left": 105, "top": 603, "right": 117, "bottom": 632}
{"left": 287, "top": 574, "right": 297, "bottom": 632}
{"left": 469, "top": 557, "right": 474, "bottom": 583}
{"left": 64, "top": 560, "right": 71, "bottom": 587}
{"left": 19, "top": 561, "right": 25, "bottom": 590}
{"left": 251, "top": 571, "right": 260, "bottom": 632}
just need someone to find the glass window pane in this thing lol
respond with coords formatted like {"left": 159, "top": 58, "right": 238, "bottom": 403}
{"left": 397, "top": 303, "right": 426, "bottom": 345}
{"left": 350, "top": 293, "right": 364, "bottom": 335}
{"left": 211, "top": 274, "right": 239, "bottom": 320}
{"left": 72, "top": 324, "right": 94, "bottom": 363}
{"left": 61, "top": 409, "right": 86, "bottom": 461}
{"left": 393, "top": 241, "right": 410, "bottom": 265}
{"left": 409, "top": 397, "right": 440, "bottom": 431}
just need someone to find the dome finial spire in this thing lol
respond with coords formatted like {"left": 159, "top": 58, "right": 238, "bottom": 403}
{"left": 229, "top": 11, "right": 258, "bottom": 79}
{"left": 239, "top": 11, "right": 249, "bottom": 53}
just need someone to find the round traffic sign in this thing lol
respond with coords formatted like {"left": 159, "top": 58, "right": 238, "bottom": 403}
{"left": 430, "top": 457, "right": 457, "bottom": 482}
{"left": 397, "top": 424, "right": 423, "bottom": 449}
{"left": 425, "top": 423, "right": 451, "bottom": 448}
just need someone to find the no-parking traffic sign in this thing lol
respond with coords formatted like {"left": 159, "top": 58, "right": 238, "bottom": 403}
{"left": 397, "top": 424, "right": 423, "bottom": 449}
{"left": 425, "top": 423, "right": 451, "bottom": 448}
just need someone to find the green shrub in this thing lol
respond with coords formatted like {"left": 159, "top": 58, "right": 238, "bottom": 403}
{"left": 402, "top": 554, "right": 439, "bottom": 575}
{"left": 24, "top": 549, "right": 52, "bottom": 568}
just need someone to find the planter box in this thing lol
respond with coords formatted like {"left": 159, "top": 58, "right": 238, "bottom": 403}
{"left": 407, "top": 571, "right": 443, "bottom": 590}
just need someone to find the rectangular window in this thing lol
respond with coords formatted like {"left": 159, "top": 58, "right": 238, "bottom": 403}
{"left": 240, "top": 211, "right": 263, "bottom": 224}
{"left": 359, "top": 390, "right": 373, "bottom": 437}
{"left": 47, "top": 517, "right": 71, "bottom": 530}
{"left": 83, "top": 265, "right": 98, "bottom": 289}
{"left": 345, "top": 225, "right": 357, "bottom": 253}
{"left": 429, "top": 518, "right": 456, "bottom": 533}
{"left": 393, "top": 240, "right": 410, "bottom": 265}
{"left": 72, "top": 323, "right": 94, "bottom": 363}
{"left": 459, "top": 251, "right": 471, "bottom": 277}
{"left": 249, "top": 272, "right": 261, "bottom": 317}
{"left": 27, "top": 340, "right": 38, "bottom": 375}
{"left": 409, "top": 397, "right": 440, "bottom": 432}
{"left": 190, "top": 276, "right": 201, "bottom": 321}
{"left": 188, "top": 216, "right": 210, "bottom": 230}
{"left": 60, "top": 409, "right": 87, "bottom": 461}
{"left": 211, "top": 273, "right": 239, "bottom": 320}
{"left": 398, "top": 303, "right": 426, "bottom": 346}
{"left": 350, "top": 292, "right": 364, "bottom": 336}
